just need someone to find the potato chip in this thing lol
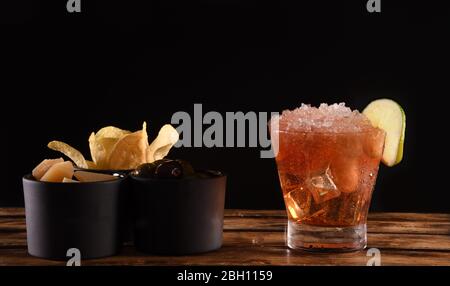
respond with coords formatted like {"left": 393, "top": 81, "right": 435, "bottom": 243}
{"left": 48, "top": 141, "right": 89, "bottom": 169}
{"left": 48, "top": 122, "right": 178, "bottom": 170}
{"left": 108, "top": 122, "right": 149, "bottom": 170}
{"left": 86, "top": 160, "right": 98, "bottom": 169}
{"left": 89, "top": 126, "right": 131, "bottom": 169}
{"left": 146, "top": 124, "right": 179, "bottom": 162}
{"left": 89, "top": 133, "right": 117, "bottom": 169}
{"left": 88, "top": 132, "right": 105, "bottom": 167}
{"left": 97, "top": 137, "right": 120, "bottom": 167}
{"left": 96, "top": 126, "right": 131, "bottom": 139}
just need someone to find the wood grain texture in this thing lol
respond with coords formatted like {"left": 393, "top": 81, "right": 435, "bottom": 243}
{"left": 0, "top": 208, "right": 449, "bottom": 266}
{"left": 0, "top": 208, "right": 24, "bottom": 218}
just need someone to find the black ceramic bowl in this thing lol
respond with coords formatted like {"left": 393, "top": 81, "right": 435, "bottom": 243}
{"left": 76, "top": 168, "right": 133, "bottom": 243}
{"left": 23, "top": 174, "right": 126, "bottom": 260}
{"left": 131, "top": 171, "right": 227, "bottom": 255}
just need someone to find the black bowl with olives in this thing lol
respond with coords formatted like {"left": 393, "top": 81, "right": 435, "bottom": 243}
{"left": 130, "top": 159, "right": 226, "bottom": 255}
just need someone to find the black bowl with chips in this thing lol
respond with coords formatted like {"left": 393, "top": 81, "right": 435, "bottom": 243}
{"left": 76, "top": 167, "right": 134, "bottom": 243}
{"left": 23, "top": 173, "right": 126, "bottom": 260}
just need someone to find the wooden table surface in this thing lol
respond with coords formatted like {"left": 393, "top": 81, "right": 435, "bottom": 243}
{"left": 0, "top": 208, "right": 449, "bottom": 266}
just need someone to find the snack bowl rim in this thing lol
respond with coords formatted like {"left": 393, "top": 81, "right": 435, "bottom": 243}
{"left": 23, "top": 173, "right": 128, "bottom": 186}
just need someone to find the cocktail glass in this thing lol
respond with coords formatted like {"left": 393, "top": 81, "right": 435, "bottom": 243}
{"left": 271, "top": 104, "right": 385, "bottom": 252}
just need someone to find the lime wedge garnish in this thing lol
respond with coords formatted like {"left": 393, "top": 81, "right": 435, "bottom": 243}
{"left": 363, "top": 99, "right": 406, "bottom": 167}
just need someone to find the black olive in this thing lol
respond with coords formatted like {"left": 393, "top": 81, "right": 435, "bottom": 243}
{"left": 134, "top": 163, "right": 157, "bottom": 178}
{"left": 175, "top": 159, "right": 195, "bottom": 176}
{"left": 154, "top": 159, "right": 184, "bottom": 179}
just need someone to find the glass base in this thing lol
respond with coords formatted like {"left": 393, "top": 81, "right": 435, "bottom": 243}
{"left": 287, "top": 221, "right": 367, "bottom": 252}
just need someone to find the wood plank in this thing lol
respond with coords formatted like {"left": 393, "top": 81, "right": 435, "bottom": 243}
{"left": 3, "top": 208, "right": 450, "bottom": 223}
{"left": 1, "top": 246, "right": 449, "bottom": 266}
{"left": 238, "top": 231, "right": 450, "bottom": 251}
{"left": 2, "top": 229, "right": 450, "bottom": 252}
{"left": 223, "top": 217, "right": 450, "bottom": 235}
{"left": 1, "top": 209, "right": 449, "bottom": 266}
{"left": 223, "top": 217, "right": 286, "bottom": 232}
{"left": 368, "top": 220, "right": 450, "bottom": 235}
{"left": 3, "top": 217, "right": 449, "bottom": 236}
{"left": 225, "top": 209, "right": 287, "bottom": 218}
{"left": 0, "top": 208, "right": 24, "bottom": 218}
{"left": 2, "top": 218, "right": 447, "bottom": 237}
{"left": 225, "top": 210, "right": 450, "bottom": 222}
{"left": 0, "top": 218, "right": 26, "bottom": 233}
{"left": 0, "top": 231, "right": 26, "bottom": 246}
{"left": 368, "top": 233, "right": 450, "bottom": 251}
{"left": 1, "top": 215, "right": 449, "bottom": 236}
{"left": 369, "top": 212, "right": 450, "bottom": 222}
{"left": 224, "top": 231, "right": 450, "bottom": 251}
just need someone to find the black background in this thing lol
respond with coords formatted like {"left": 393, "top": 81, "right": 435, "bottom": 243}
{"left": 4, "top": 1, "right": 450, "bottom": 212}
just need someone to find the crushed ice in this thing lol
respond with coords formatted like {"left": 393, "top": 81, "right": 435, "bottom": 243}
{"left": 273, "top": 102, "right": 374, "bottom": 133}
